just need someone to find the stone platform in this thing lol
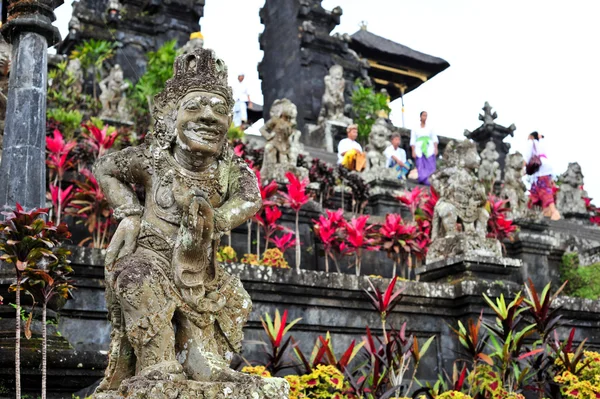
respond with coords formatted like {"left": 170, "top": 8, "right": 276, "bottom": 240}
{"left": 416, "top": 255, "right": 522, "bottom": 283}
{"left": 93, "top": 375, "right": 289, "bottom": 399}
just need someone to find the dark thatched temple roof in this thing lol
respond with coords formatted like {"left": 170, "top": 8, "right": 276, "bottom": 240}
{"left": 350, "top": 29, "right": 450, "bottom": 100}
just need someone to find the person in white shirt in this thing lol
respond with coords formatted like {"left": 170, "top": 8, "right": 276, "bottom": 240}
{"left": 524, "top": 131, "right": 560, "bottom": 220}
{"left": 384, "top": 133, "right": 411, "bottom": 178}
{"left": 232, "top": 73, "right": 251, "bottom": 128}
{"left": 410, "top": 111, "right": 438, "bottom": 185}
{"left": 337, "top": 124, "right": 363, "bottom": 166}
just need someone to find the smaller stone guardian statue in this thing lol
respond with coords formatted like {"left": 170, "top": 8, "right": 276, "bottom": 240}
{"left": 427, "top": 140, "right": 502, "bottom": 263}
{"left": 318, "top": 64, "right": 351, "bottom": 125}
{"left": 362, "top": 118, "right": 400, "bottom": 184}
{"left": 99, "top": 64, "right": 132, "bottom": 124}
{"left": 556, "top": 162, "right": 588, "bottom": 215}
{"left": 178, "top": 31, "right": 205, "bottom": 55}
{"left": 478, "top": 141, "right": 501, "bottom": 188}
{"left": 260, "top": 98, "right": 308, "bottom": 183}
{"left": 500, "top": 152, "right": 527, "bottom": 219}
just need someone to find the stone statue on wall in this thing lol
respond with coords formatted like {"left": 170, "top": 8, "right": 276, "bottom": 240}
{"left": 99, "top": 64, "right": 132, "bottom": 124}
{"left": 318, "top": 64, "right": 351, "bottom": 125}
{"left": 556, "top": 162, "right": 588, "bottom": 215}
{"left": 362, "top": 118, "right": 399, "bottom": 185}
{"left": 500, "top": 152, "right": 527, "bottom": 219}
{"left": 478, "top": 141, "right": 501, "bottom": 185}
{"left": 92, "top": 49, "right": 288, "bottom": 398}
{"left": 260, "top": 98, "right": 308, "bottom": 183}
{"left": 427, "top": 140, "right": 502, "bottom": 263}
{"left": 178, "top": 31, "right": 205, "bottom": 55}
{"left": 66, "top": 58, "right": 84, "bottom": 97}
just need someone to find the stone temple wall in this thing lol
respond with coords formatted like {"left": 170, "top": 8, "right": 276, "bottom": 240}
{"left": 2, "top": 215, "right": 600, "bottom": 396}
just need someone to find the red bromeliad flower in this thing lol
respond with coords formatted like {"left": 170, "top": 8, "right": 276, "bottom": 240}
{"left": 365, "top": 276, "right": 405, "bottom": 317}
{"left": 49, "top": 184, "right": 74, "bottom": 209}
{"left": 81, "top": 123, "right": 119, "bottom": 159}
{"left": 345, "top": 215, "right": 379, "bottom": 251}
{"left": 255, "top": 169, "right": 279, "bottom": 206}
{"left": 281, "top": 172, "right": 310, "bottom": 212}
{"left": 46, "top": 129, "right": 77, "bottom": 182}
{"left": 397, "top": 186, "right": 424, "bottom": 218}
{"left": 233, "top": 143, "right": 244, "bottom": 157}
{"left": 487, "top": 195, "right": 517, "bottom": 243}
{"left": 271, "top": 232, "right": 297, "bottom": 252}
{"left": 313, "top": 209, "right": 345, "bottom": 251}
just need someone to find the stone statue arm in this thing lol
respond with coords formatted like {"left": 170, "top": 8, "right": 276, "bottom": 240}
{"left": 213, "top": 155, "right": 262, "bottom": 238}
{"left": 259, "top": 120, "right": 276, "bottom": 141}
{"left": 93, "top": 145, "right": 149, "bottom": 266}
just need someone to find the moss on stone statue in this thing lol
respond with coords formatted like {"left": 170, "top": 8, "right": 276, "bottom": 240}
{"left": 561, "top": 252, "right": 600, "bottom": 300}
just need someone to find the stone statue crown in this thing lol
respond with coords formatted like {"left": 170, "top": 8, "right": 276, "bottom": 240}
{"left": 154, "top": 48, "right": 234, "bottom": 113}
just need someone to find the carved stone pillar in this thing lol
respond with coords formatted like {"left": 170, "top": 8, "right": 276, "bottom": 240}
{"left": 0, "top": 0, "right": 62, "bottom": 211}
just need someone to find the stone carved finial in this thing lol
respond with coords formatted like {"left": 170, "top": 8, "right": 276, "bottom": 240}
{"left": 427, "top": 140, "right": 502, "bottom": 264}
{"left": 500, "top": 152, "right": 527, "bottom": 219}
{"left": 260, "top": 98, "right": 308, "bottom": 183}
{"left": 99, "top": 64, "right": 132, "bottom": 124}
{"left": 478, "top": 141, "right": 501, "bottom": 186}
{"left": 556, "top": 162, "right": 588, "bottom": 215}
{"left": 91, "top": 48, "right": 289, "bottom": 398}
{"left": 479, "top": 101, "right": 498, "bottom": 126}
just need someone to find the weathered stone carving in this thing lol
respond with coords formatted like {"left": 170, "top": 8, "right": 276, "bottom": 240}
{"left": 66, "top": 58, "right": 84, "bottom": 97}
{"left": 427, "top": 140, "right": 502, "bottom": 263}
{"left": 362, "top": 118, "right": 401, "bottom": 188}
{"left": 99, "top": 64, "right": 132, "bottom": 124}
{"left": 179, "top": 31, "right": 205, "bottom": 55}
{"left": 260, "top": 98, "right": 308, "bottom": 183}
{"left": 500, "top": 152, "right": 527, "bottom": 219}
{"left": 92, "top": 49, "right": 288, "bottom": 398}
{"left": 478, "top": 141, "right": 501, "bottom": 185}
{"left": 318, "top": 64, "right": 351, "bottom": 125}
{"left": 556, "top": 162, "right": 588, "bottom": 215}
{"left": 0, "top": 35, "right": 10, "bottom": 159}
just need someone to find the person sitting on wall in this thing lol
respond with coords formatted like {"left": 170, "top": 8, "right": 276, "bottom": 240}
{"left": 384, "top": 132, "right": 412, "bottom": 179}
{"left": 338, "top": 124, "right": 365, "bottom": 171}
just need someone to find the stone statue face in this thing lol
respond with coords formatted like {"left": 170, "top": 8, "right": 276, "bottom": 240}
{"left": 176, "top": 91, "right": 231, "bottom": 155}
{"left": 330, "top": 65, "right": 343, "bottom": 79}
{"left": 485, "top": 141, "right": 495, "bottom": 151}
{"left": 370, "top": 128, "right": 387, "bottom": 150}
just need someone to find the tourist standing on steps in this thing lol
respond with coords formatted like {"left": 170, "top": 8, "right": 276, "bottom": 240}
{"left": 525, "top": 131, "right": 561, "bottom": 220}
{"left": 233, "top": 72, "right": 251, "bottom": 128}
{"left": 410, "top": 111, "right": 438, "bottom": 185}
{"left": 384, "top": 132, "right": 411, "bottom": 179}
{"left": 338, "top": 124, "right": 365, "bottom": 171}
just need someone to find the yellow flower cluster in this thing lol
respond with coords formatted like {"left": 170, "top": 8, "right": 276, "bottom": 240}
{"left": 283, "top": 365, "right": 351, "bottom": 399}
{"left": 241, "top": 365, "right": 272, "bottom": 378}
{"left": 241, "top": 253, "right": 260, "bottom": 265}
{"left": 555, "top": 371, "right": 600, "bottom": 399}
{"left": 554, "top": 350, "right": 600, "bottom": 398}
{"left": 436, "top": 392, "right": 474, "bottom": 399}
{"left": 260, "top": 248, "right": 290, "bottom": 268}
{"left": 217, "top": 245, "right": 237, "bottom": 263}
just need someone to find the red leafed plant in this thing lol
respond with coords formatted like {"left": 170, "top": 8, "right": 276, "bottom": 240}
{"left": 46, "top": 129, "right": 77, "bottom": 185}
{"left": 253, "top": 205, "right": 285, "bottom": 257}
{"left": 260, "top": 309, "right": 302, "bottom": 374}
{"left": 364, "top": 276, "right": 405, "bottom": 338}
{"left": 48, "top": 184, "right": 74, "bottom": 225}
{"left": 397, "top": 186, "right": 425, "bottom": 219}
{"left": 313, "top": 208, "right": 345, "bottom": 273}
{"left": 293, "top": 332, "right": 364, "bottom": 374}
{"left": 270, "top": 232, "right": 296, "bottom": 253}
{"left": 248, "top": 169, "right": 279, "bottom": 255}
{"left": 380, "top": 213, "right": 422, "bottom": 278}
{"left": 80, "top": 122, "right": 119, "bottom": 159}
{"left": 486, "top": 195, "right": 518, "bottom": 248}
{"left": 67, "top": 169, "right": 114, "bottom": 248}
{"left": 281, "top": 172, "right": 310, "bottom": 272}
{"left": 342, "top": 214, "right": 379, "bottom": 276}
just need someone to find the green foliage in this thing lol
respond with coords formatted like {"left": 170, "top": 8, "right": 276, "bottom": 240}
{"left": 46, "top": 109, "right": 83, "bottom": 139}
{"left": 70, "top": 39, "right": 116, "bottom": 77}
{"left": 228, "top": 124, "right": 245, "bottom": 141}
{"left": 130, "top": 40, "right": 177, "bottom": 128}
{"left": 560, "top": 252, "right": 600, "bottom": 300}
{"left": 47, "top": 60, "right": 96, "bottom": 114}
{"left": 351, "top": 79, "right": 391, "bottom": 142}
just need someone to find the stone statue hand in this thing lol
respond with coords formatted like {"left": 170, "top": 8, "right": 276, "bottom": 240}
{"left": 188, "top": 190, "right": 214, "bottom": 243}
{"left": 105, "top": 215, "right": 141, "bottom": 269}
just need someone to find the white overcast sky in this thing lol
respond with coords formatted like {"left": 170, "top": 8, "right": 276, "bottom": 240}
{"left": 54, "top": 1, "right": 600, "bottom": 199}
